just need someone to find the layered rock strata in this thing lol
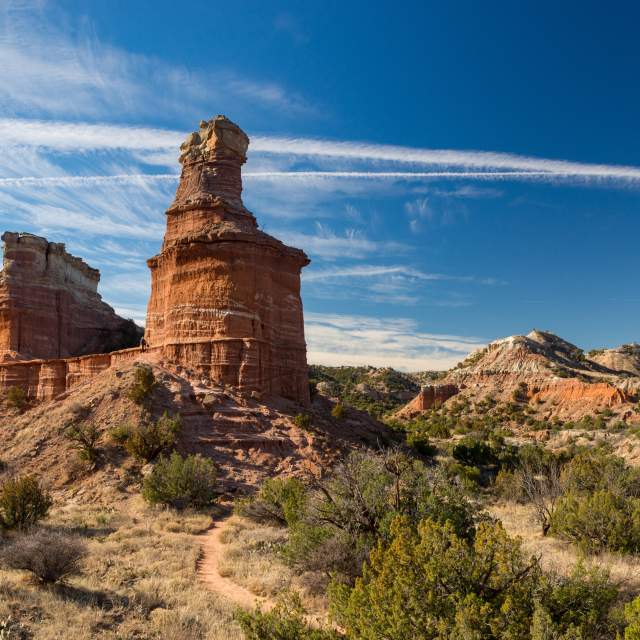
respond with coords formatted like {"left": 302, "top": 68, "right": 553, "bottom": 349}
{"left": 398, "top": 330, "right": 639, "bottom": 421}
{"left": 144, "top": 116, "right": 310, "bottom": 404}
{"left": 0, "top": 232, "right": 141, "bottom": 361}
{"left": 395, "top": 384, "right": 459, "bottom": 418}
{"left": 0, "top": 346, "right": 142, "bottom": 402}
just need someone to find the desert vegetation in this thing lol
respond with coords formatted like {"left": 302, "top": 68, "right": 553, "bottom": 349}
{"left": 1, "top": 361, "right": 640, "bottom": 639}
{"left": 229, "top": 445, "right": 640, "bottom": 638}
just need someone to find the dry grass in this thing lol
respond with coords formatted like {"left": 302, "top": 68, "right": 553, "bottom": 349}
{"left": 217, "top": 516, "right": 329, "bottom": 622}
{"left": 217, "top": 516, "right": 292, "bottom": 598}
{"left": 0, "top": 497, "right": 243, "bottom": 639}
{"left": 490, "top": 500, "right": 640, "bottom": 594}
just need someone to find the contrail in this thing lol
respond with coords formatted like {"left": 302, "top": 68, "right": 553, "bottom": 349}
{"left": 2, "top": 118, "right": 640, "bottom": 184}
{"left": 1, "top": 170, "right": 639, "bottom": 189}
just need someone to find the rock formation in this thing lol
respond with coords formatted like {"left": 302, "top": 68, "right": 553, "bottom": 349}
{"left": 0, "top": 232, "right": 142, "bottom": 361}
{"left": 589, "top": 343, "right": 640, "bottom": 377}
{"left": 397, "top": 329, "right": 639, "bottom": 422}
{"left": 144, "top": 116, "right": 310, "bottom": 404}
{"left": 395, "top": 383, "right": 459, "bottom": 418}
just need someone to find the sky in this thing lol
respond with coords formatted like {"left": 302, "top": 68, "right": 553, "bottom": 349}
{"left": 1, "top": 0, "right": 639, "bottom": 370}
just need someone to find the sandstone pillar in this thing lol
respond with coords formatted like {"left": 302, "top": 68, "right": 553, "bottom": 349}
{"left": 144, "top": 116, "right": 310, "bottom": 405}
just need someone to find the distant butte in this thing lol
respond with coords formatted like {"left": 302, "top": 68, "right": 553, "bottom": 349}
{"left": 0, "top": 231, "right": 141, "bottom": 361}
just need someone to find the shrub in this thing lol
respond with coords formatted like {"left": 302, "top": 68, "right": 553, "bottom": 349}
{"left": 561, "top": 450, "right": 640, "bottom": 498}
{"left": 541, "top": 563, "right": 618, "bottom": 639}
{"left": 330, "top": 517, "right": 619, "bottom": 640}
{"left": 519, "top": 455, "right": 564, "bottom": 536}
{"left": 625, "top": 596, "right": 640, "bottom": 639}
{"left": 127, "top": 365, "right": 157, "bottom": 405}
{"left": 329, "top": 518, "right": 541, "bottom": 639}
{"left": 142, "top": 452, "right": 217, "bottom": 509}
{"left": 0, "top": 475, "right": 51, "bottom": 530}
{"left": 405, "top": 431, "right": 436, "bottom": 456}
{"left": 3, "top": 528, "right": 86, "bottom": 584}
{"left": 236, "top": 477, "right": 306, "bottom": 527}
{"left": 331, "top": 403, "right": 345, "bottom": 419}
{"left": 112, "top": 412, "right": 181, "bottom": 462}
{"left": 452, "top": 437, "right": 495, "bottom": 467}
{"left": 293, "top": 413, "right": 312, "bottom": 430}
{"left": 6, "top": 386, "right": 27, "bottom": 411}
{"left": 61, "top": 422, "right": 102, "bottom": 464}
{"left": 550, "top": 490, "right": 640, "bottom": 552}
{"left": 237, "top": 593, "right": 340, "bottom": 639}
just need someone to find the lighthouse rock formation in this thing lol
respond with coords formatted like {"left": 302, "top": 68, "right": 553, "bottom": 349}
{"left": 144, "top": 116, "right": 311, "bottom": 404}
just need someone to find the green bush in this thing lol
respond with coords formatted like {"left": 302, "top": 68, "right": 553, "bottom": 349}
{"left": 541, "top": 563, "right": 618, "bottom": 639}
{"left": 550, "top": 489, "right": 640, "bottom": 552}
{"left": 284, "top": 450, "right": 479, "bottom": 583}
{"left": 0, "top": 476, "right": 52, "bottom": 530}
{"left": 127, "top": 365, "right": 157, "bottom": 405}
{"left": 142, "top": 452, "right": 217, "bottom": 509}
{"left": 329, "top": 518, "right": 541, "bottom": 639}
{"left": 61, "top": 422, "right": 102, "bottom": 464}
{"left": 6, "top": 386, "right": 27, "bottom": 411}
{"left": 331, "top": 403, "right": 345, "bottom": 419}
{"left": 237, "top": 593, "right": 340, "bottom": 639}
{"left": 112, "top": 412, "right": 181, "bottom": 462}
{"left": 561, "top": 449, "right": 640, "bottom": 498}
{"left": 405, "top": 431, "right": 436, "bottom": 456}
{"left": 452, "top": 437, "right": 495, "bottom": 467}
{"left": 625, "top": 596, "right": 640, "bottom": 639}
{"left": 294, "top": 413, "right": 312, "bottom": 430}
{"left": 330, "top": 517, "right": 619, "bottom": 640}
{"left": 236, "top": 477, "right": 306, "bottom": 527}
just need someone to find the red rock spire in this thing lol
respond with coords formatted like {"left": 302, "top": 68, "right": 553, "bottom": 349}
{"left": 145, "top": 116, "right": 310, "bottom": 405}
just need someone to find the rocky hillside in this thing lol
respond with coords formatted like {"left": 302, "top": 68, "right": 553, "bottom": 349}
{"left": 398, "top": 330, "right": 640, "bottom": 423}
{"left": 309, "top": 365, "right": 432, "bottom": 416}
{"left": 589, "top": 343, "right": 640, "bottom": 376}
{"left": 0, "top": 356, "right": 392, "bottom": 503}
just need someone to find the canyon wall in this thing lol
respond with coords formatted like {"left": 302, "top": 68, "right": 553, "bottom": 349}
{"left": 144, "top": 116, "right": 311, "bottom": 405}
{"left": 0, "top": 346, "right": 143, "bottom": 402}
{"left": 0, "top": 232, "right": 142, "bottom": 361}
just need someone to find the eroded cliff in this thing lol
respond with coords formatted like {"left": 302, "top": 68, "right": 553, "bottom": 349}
{"left": 0, "top": 232, "right": 142, "bottom": 361}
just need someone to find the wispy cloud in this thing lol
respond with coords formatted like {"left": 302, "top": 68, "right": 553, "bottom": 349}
{"left": 277, "top": 223, "right": 408, "bottom": 259}
{"left": 0, "top": 2, "right": 311, "bottom": 120}
{"left": 305, "top": 312, "right": 485, "bottom": 370}
{"left": 303, "top": 264, "right": 495, "bottom": 284}
{"left": 274, "top": 12, "right": 310, "bottom": 45}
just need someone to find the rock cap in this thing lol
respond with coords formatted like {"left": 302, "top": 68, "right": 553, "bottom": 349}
{"left": 179, "top": 115, "right": 250, "bottom": 164}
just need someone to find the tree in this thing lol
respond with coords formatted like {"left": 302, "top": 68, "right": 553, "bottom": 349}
{"left": 520, "top": 456, "right": 564, "bottom": 536}
{"left": 127, "top": 365, "right": 157, "bottom": 405}
{"left": 6, "top": 386, "right": 27, "bottom": 411}
{"left": 61, "top": 422, "right": 102, "bottom": 465}
{"left": 111, "top": 412, "right": 181, "bottom": 462}
{"left": 330, "top": 517, "right": 540, "bottom": 640}
{"left": 236, "top": 477, "right": 306, "bottom": 527}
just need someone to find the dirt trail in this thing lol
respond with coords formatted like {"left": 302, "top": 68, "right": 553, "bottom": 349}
{"left": 197, "top": 516, "right": 273, "bottom": 611}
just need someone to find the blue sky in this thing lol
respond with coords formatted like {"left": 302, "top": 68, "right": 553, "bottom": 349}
{"left": 1, "top": 0, "right": 639, "bottom": 370}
